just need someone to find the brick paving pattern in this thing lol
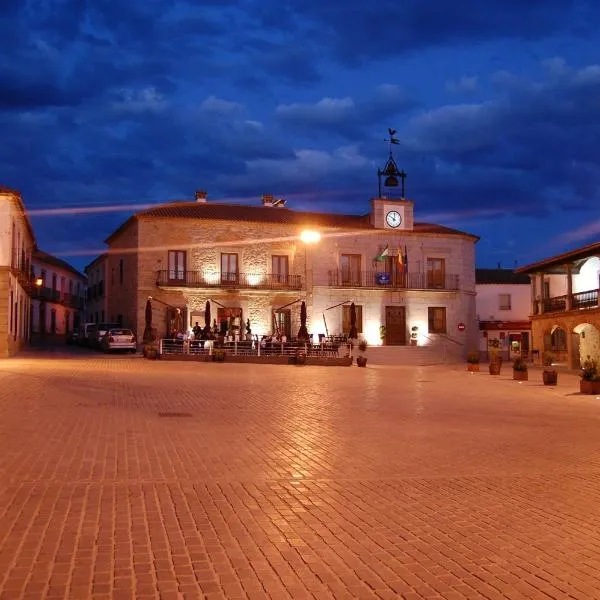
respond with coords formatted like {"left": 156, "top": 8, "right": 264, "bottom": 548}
{"left": 1, "top": 352, "right": 600, "bottom": 599}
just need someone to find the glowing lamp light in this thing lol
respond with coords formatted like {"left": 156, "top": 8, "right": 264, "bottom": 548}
{"left": 300, "top": 230, "right": 321, "bottom": 244}
{"left": 247, "top": 274, "right": 263, "bottom": 286}
{"left": 35, "top": 277, "right": 43, "bottom": 287}
{"left": 203, "top": 271, "right": 220, "bottom": 284}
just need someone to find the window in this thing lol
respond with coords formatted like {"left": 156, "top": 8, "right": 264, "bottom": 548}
{"left": 543, "top": 280, "right": 550, "bottom": 299}
{"left": 340, "top": 254, "right": 361, "bottom": 285}
{"left": 272, "top": 255, "right": 289, "bottom": 283}
{"left": 273, "top": 309, "right": 291, "bottom": 338}
{"left": 52, "top": 274, "right": 57, "bottom": 290}
{"left": 342, "top": 304, "right": 363, "bottom": 334}
{"left": 499, "top": 293, "right": 512, "bottom": 310}
{"left": 119, "top": 258, "right": 124, "bottom": 284}
{"left": 168, "top": 251, "right": 186, "bottom": 281}
{"left": 427, "top": 258, "right": 445, "bottom": 288}
{"left": 50, "top": 309, "right": 56, "bottom": 334}
{"left": 41, "top": 269, "right": 46, "bottom": 286}
{"left": 221, "top": 253, "right": 238, "bottom": 283}
{"left": 428, "top": 307, "right": 447, "bottom": 334}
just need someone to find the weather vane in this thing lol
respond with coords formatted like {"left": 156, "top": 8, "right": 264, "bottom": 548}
{"left": 378, "top": 128, "right": 406, "bottom": 198}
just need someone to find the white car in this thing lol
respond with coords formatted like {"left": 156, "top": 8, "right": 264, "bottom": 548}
{"left": 102, "top": 328, "right": 137, "bottom": 353}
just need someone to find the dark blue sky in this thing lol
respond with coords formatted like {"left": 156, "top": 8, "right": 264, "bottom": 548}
{"left": 2, "top": 0, "right": 600, "bottom": 272}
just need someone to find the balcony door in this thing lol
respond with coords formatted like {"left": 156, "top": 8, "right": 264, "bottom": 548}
{"left": 273, "top": 309, "right": 291, "bottom": 338}
{"left": 341, "top": 254, "right": 361, "bottom": 286}
{"left": 168, "top": 250, "right": 186, "bottom": 282}
{"left": 272, "top": 255, "right": 289, "bottom": 285}
{"left": 221, "top": 253, "right": 239, "bottom": 284}
{"left": 427, "top": 258, "right": 445, "bottom": 289}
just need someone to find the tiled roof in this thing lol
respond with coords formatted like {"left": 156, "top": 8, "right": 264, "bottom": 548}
{"left": 0, "top": 185, "right": 36, "bottom": 244}
{"left": 515, "top": 240, "right": 600, "bottom": 274}
{"left": 84, "top": 253, "right": 108, "bottom": 272}
{"left": 105, "top": 201, "right": 479, "bottom": 243}
{"left": 34, "top": 249, "right": 86, "bottom": 280}
{"left": 476, "top": 268, "right": 530, "bottom": 285}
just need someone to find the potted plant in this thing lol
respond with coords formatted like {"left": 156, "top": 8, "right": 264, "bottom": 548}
{"left": 143, "top": 327, "right": 159, "bottom": 359}
{"left": 410, "top": 326, "right": 418, "bottom": 346}
{"left": 580, "top": 356, "right": 600, "bottom": 394}
{"left": 512, "top": 356, "right": 528, "bottom": 381}
{"left": 466, "top": 351, "right": 480, "bottom": 372}
{"left": 356, "top": 340, "right": 368, "bottom": 367}
{"left": 295, "top": 349, "right": 307, "bottom": 365}
{"left": 542, "top": 352, "right": 558, "bottom": 386}
{"left": 488, "top": 340, "right": 502, "bottom": 375}
{"left": 212, "top": 349, "right": 226, "bottom": 362}
{"left": 379, "top": 325, "right": 386, "bottom": 345}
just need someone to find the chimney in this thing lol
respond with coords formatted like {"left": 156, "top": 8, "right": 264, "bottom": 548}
{"left": 195, "top": 190, "right": 208, "bottom": 203}
{"left": 261, "top": 194, "right": 274, "bottom": 207}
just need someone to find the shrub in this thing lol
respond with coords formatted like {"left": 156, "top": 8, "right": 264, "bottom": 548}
{"left": 358, "top": 340, "right": 368, "bottom": 353}
{"left": 581, "top": 356, "right": 598, "bottom": 381}
{"left": 542, "top": 351, "right": 556, "bottom": 367}
{"left": 512, "top": 356, "right": 528, "bottom": 372}
{"left": 467, "top": 351, "right": 480, "bottom": 364}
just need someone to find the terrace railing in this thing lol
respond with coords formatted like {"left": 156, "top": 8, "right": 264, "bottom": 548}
{"left": 156, "top": 271, "right": 303, "bottom": 290}
{"left": 324, "top": 270, "right": 460, "bottom": 291}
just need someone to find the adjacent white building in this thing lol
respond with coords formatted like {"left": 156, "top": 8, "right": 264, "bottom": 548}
{"left": 475, "top": 268, "right": 531, "bottom": 360}
{"left": 30, "top": 250, "right": 87, "bottom": 340}
{"left": 84, "top": 253, "right": 108, "bottom": 324}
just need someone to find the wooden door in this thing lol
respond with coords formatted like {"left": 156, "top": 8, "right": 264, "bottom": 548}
{"left": 385, "top": 306, "right": 406, "bottom": 345}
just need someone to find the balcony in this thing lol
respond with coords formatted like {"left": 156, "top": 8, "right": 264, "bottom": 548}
{"left": 31, "top": 287, "right": 85, "bottom": 309}
{"left": 537, "top": 288, "right": 599, "bottom": 314}
{"left": 324, "top": 271, "right": 460, "bottom": 291}
{"left": 156, "top": 271, "right": 303, "bottom": 290}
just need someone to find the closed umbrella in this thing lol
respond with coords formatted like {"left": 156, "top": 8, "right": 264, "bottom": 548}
{"left": 174, "top": 309, "right": 183, "bottom": 334}
{"left": 143, "top": 298, "right": 153, "bottom": 343}
{"left": 297, "top": 301, "right": 309, "bottom": 341}
{"left": 349, "top": 302, "right": 358, "bottom": 339}
{"left": 203, "top": 300, "right": 211, "bottom": 336}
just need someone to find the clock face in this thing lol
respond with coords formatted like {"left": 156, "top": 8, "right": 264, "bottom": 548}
{"left": 386, "top": 210, "right": 402, "bottom": 228}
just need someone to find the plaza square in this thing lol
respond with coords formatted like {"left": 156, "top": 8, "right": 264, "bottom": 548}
{"left": 1, "top": 352, "right": 600, "bottom": 599}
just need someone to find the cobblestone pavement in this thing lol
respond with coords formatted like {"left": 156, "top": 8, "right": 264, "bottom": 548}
{"left": 1, "top": 352, "right": 600, "bottom": 599}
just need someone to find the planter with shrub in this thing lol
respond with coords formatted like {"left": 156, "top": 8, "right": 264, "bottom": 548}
{"left": 212, "top": 349, "right": 226, "bottom": 362}
{"left": 489, "top": 351, "right": 502, "bottom": 375}
{"left": 542, "top": 352, "right": 558, "bottom": 386}
{"left": 356, "top": 340, "right": 368, "bottom": 367}
{"left": 580, "top": 356, "right": 600, "bottom": 394}
{"left": 512, "top": 356, "right": 528, "bottom": 381}
{"left": 295, "top": 351, "right": 307, "bottom": 365}
{"left": 466, "top": 351, "right": 480, "bottom": 372}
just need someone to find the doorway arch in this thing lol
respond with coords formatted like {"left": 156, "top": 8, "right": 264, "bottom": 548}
{"left": 573, "top": 322, "right": 600, "bottom": 368}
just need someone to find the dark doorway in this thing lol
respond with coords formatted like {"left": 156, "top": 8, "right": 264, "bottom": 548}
{"left": 39, "top": 303, "right": 46, "bottom": 334}
{"left": 273, "top": 309, "right": 291, "bottom": 338}
{"left": 385, "top": 306, "right": 406, "bottom": 345}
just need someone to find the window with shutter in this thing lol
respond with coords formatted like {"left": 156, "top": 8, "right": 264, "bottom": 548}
{"left": 427, "top": 307, "right": 447, "bottom": 334}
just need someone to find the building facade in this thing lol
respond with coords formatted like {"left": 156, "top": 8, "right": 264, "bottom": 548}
{"left": 100, "top": 191, "right": 479, "bottom": 359}
{"left": 475, "top": 268, "right": 531, "bottom": 360}
{"left": 516, "top": 242, "right": 600, "bottom": 368}
{"left": 84, "top": 253, "right": 108, "bottom": 324}
{"left": 30, "top": 250, "right": 87, "bottom": 340}
{"left": 0, "top": 187, "right": 36, "bottom": 357}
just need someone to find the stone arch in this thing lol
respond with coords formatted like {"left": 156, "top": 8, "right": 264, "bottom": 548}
{"left": 544, "top": 324, "right": 568, "bottom": 357}
{"left": 573, "top": 322, "right": 600, "bottom": 367}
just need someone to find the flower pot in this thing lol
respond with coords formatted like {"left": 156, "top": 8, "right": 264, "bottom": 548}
{"left": 542, "top": 369, "right": 558, "bottom": 386}
{"left": 144, "top": 344, "right": 158, "bottom": 359}
{"left": 489, "top": 361, "right": 502, "bottom": 375}
{"left": 295, "top": 352, "right": 307, "bottom": 365}
{"left": 410, "top": 339, "right": 417, "bottom": 346}
{"left": 513, "top": 369, "right": 528, "bottom": 381}
{"left": 467, "top": 363, "right": 480, "bottom": 372}
{"left": 356, "top": 356, "right": 367, "bottom": 367}
{"left": 580, "top": 379, "right": 600, "bottom": 395}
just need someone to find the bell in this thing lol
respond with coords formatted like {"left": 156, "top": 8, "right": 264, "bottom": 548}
{"left": 384, "top": 175, "right": 399, "bottom": 187}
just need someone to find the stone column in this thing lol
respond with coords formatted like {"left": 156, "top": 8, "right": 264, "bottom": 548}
{"left": 567, "top": 330, "right": 579, "bottom": 370}
{"left": 530, "top": 274, "right": 537, "bottom": 315}
{"left": 566, "top": 263, "right": 573, "bottom": 311}
{"left": 539, "top": 273, "right": 545, "bottom": 314}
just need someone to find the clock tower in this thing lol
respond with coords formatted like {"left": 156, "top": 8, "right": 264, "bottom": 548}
{"left": 371, "top": 130, "right": 414, "bottom": 230}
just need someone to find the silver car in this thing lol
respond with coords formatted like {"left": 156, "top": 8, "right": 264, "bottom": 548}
{"left": 102, "top": 328, "right": 137, "bottom": 353}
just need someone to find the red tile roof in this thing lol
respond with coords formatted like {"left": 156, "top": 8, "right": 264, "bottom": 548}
{"left": 105, "top": 201, "right": 479, "bottom": 244}
{"left": 515, "top": 240, "right": 600, "bottom": 274}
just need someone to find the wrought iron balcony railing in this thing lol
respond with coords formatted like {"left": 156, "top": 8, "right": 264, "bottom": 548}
{"left": 156, "top": 270, "right": 303, "bottom": 290}
{"left": 324, "top": 270, "right": 460, "bottom": 291}
{"left": 31, "top": 287, "right": 85, "bottom": 309}
{"left": 539, "top": 289, "right": 599, "bottom": 314}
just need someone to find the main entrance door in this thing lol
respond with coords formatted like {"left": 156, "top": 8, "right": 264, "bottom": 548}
{"left": 385, "top": 306, "right": 406, "bottom": 345}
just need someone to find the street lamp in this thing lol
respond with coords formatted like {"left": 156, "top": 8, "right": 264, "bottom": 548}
{"left": 35, "top": 277, "right": 43, "bottom": 287}
{"left": 300, "top": 230, "right": 321, "bottom": 341}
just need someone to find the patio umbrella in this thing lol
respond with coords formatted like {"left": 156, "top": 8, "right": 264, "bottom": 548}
{"left": 349, "top": 302, "right": 358, "bottom": 339}
{"left": 143, "top": 298, "right": 153, "bottom": 343}
{"left": 297, "top": 301, "right": 309, "bottom": 340}
{"left": 203, "top": 300, "right": 211, "bottom": 335}
{"left": 174, "top": 309, "right": 183, "bottom": 334}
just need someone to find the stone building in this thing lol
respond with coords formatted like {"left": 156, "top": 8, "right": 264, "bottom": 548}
{"left": 0, "top": 186, "right": 36, "bottom": 357}
{"left": 84, "top": 253, "right": 108, "bottom": 323}
{"left": 100, "top": 190, "right": 479, "bottom": 359}
{"left": 516, "top": 241, "right": 600, "bottom": 368}
{"left": 475, "top": 268, "right": 531, "bottom": 361}
{"left": 30, "top": 250, "right": 87, "bottom": 340}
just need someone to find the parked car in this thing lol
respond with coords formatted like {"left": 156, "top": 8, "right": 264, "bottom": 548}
{"left": 90, "top": 323, "right": 120, "bottom": 349}
{"left": 102, "top": 328, "right": 137, "bottom": 353}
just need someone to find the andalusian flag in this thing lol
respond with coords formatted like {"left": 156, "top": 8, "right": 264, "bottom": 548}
{"left": 373, "top": 245, "right": 389, "bottom": 262}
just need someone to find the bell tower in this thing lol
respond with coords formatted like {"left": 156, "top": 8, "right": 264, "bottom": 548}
{"left": 371, "top": 128, "right": 414, "bottom": 230}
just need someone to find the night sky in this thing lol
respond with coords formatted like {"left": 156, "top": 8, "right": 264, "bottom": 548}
{"left": 2, "top": 0, "right": 600, "bottom": 272}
